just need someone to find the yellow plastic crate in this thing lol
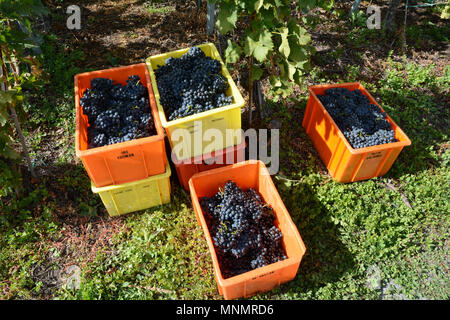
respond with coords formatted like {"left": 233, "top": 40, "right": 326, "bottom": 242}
{"left": 146, "top": 43, "right": 244, "bottom": 161}
{"left": 91, "top": 163, "right": 171, "bottom": 217}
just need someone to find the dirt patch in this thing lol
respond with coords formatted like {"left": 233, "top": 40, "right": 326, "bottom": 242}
{"left": 28, "top": 212, "right": 126, "bottom": 298}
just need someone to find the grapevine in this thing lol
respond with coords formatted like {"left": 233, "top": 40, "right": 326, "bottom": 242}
{"left": 212, "top": 0, "right": 331, "bottom": 110}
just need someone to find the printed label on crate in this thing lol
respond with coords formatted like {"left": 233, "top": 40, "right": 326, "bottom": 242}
{"left": 112, "top": 188, "right": 133, "bottom": 196}
{"left": 183, "top": 122, "right": 202, "bottom": 134}
{"left": 117, "top": 150, "right": 135, "bottom": 160}
{"left": 211, "top": 117, "right": 225, "bottom": 123}
{"left": 366, "top": 151, "right": 383, "bottom": 160}
{"left": 252, "top": 270, "right": 275, "bottom": 281}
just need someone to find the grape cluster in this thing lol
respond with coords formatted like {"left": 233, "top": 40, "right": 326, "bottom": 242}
{"left": 200, "top": 181, "right": 287, "bottom": 279}
{"left": 154, "top": 46, "right": 234, "bottom": 121}
{"left": 80, "top": 75, "right": 156, "bottom": 149}
{"left": 317, "top": 88, "right": 398, "bottom": 149}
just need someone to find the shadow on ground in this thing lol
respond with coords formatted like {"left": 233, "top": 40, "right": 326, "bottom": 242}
{"left": 44, "top": 0, "right": 209, "bottom": 70}
{"left": 268, "top": 181, "right": 355, "bottom": 297}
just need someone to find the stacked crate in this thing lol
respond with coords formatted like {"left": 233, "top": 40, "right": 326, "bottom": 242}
{"left": 75, "top": 63, "right": 172, "bottom": 216}
{"left": 145, "top": 43, "right": 246, "bottom": 190}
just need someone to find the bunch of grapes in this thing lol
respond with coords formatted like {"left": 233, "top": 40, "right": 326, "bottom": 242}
{"left": 154, "top": 46, "right": 234, "bottom": 121}
{"left": 317, "top": 88, "right": 398, "bottom": 149}
{"left": 80, "top": 75, "right": 156, "bottom": 149}
{"left": 200, "top": 181, "right": 287, "bottom": 279}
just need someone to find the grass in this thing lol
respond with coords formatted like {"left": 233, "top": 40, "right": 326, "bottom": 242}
{"left": 0, "top": 2, "right": 449, "bottom": 300}
{"left": 59, "top": 189, "right": 218, "bottom": 300}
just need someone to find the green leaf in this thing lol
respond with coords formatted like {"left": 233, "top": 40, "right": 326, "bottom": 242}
{"left": 278, "top": 27, "right": 290, "bottom": 58}
{"left": 244, "top": 28, "right": 274, "bottom": 63}
{"left": 263, "top": 2, "right": 274, "bottom": 10}
{"left": 441, "top": 5, "right": 450, "bottom": 19}
{"left": 253, "top": 46, "right": 271, "bottom": 63}
{"left": 268, "top": 80, "right": 294, "bottom": 100}
{"left": 15, "top": 93, "right": 24, "bottom": 103}
{"left": 272, "top": 79, "right": 294, "bottom": 98}
{"left": 288, "top": 20, "right": 311, "bottom": 46}
{"left": 288, "top": 39, "right": 308, "bottom": 63}
{"left": 251, "top": 65, "right": 263, "bottom": 81}
{"left": 293, "top": 69, "right": 303, "bottom": 85}
{"left": 259, "top": 7, "right": 276, "bottom": 29}
{"left": 254, "top": 0, "right": 264, "bottom": 12}
{"left": 278, "top": 59, "right": 296, "bottom": 81}
{"left": 294, "top": 59, "right": 310, "bottom": 72}
{"left": 285, "top": 60, "right": 297, "bottom": 81}
{"left": 318, "top": 0, "right": 335, "bottom": 11}
{"left": 216, "top": 1, "right": 238, "bottom": 34}
{"left": 0, "top": 105, "right": 9, "bottom": 126}
{"left": 269, "top": 75, "right": 282, "bottom": 88}
{"left": 274, "top": 0, "right": 284, "bottom": 7}
{"left": 287, "top": 19, "right": 301, "bottom": 36}
{"left": 0, "top": 90, "right": 16, "bottom": 106}
{"left": 298, "top": 32, "right": 311, "bottom": 46}
{"left": 298, "top": 0, "right": 317, "bottom": 10}
{"left": 278, "top": 61, "right": 286, "bottom": 78}
{"left": 275, "top": 3, "right": 291, "bottom": 20}
{"left": 3, "top": 145, "right": 20, "bottom": 160}
{"left": 224, "top": 40, "right": 242, "bottom": 64}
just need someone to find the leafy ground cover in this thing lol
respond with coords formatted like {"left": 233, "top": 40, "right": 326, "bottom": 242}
{"left": 0, "top": 0, "right": 448, "bottom": 300}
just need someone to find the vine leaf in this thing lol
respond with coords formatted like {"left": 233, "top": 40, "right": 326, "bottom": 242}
{"left": 319, "top": 0, "right": 335, "bottom": 11}
{"left": 269, "top": 75, "right": 282, "bottom": 88}
{"left": 0, "top": 90, "right": 24, "bottom": 107}
{"left": 259, "top": 7, "right": 275, "bottom": 29}
{"left": 251, "top": 65, "right": 263, "bottom": 81}
{"left": 285, "top": 60, "right": 297, "bottom": 81}
{"left": 298, "top": 0, "right": 317, "bottom": 10}
{"left": 298, "top": 32, "right": 311, "bottom": 46}
{"left": 263, "top": 2, "right": 274, "bottom": 10}
{"left": 288, "top": 39, "right": 308, "bottom": 63}
{"left": 0, "top": 90, "right": 17, "bottom": 106}
{"left": 441, "top": 5, "right": 450, "bottom": 19}
{"left": 274, "top": 0, "right": 284, "bottom": 7}
{"left": 254, "top": 0, "right": 264, "bottom": 12}
{"left": 0, "top": 104, "right": 8, "bottom": 126}
{"left": 244, "top": 28, "right": 273, "bottom": 63}
{"left": 279, "top": 27, "right": 290, "bottom": 58}
{"left": 2, "top": 144, "right": 20, "bottom": 160}
{"left": 288, "top": 19, "right": 311, "bottom": 46}
{"left": 224, "top": 40, "right": 242, "bottom": 64}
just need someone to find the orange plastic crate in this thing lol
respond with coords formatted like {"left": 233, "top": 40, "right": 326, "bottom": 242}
{"left": 173, "top": 139, "right": 246, "bottom": 191}
{"left": 302, "top": 82, "right": 411, "bottom": 183}
{"left": 188, "top": 160, "right": 306, "bottom": 300}
{"left": 75, "top": 63, "right": 167, "bottom": 187}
